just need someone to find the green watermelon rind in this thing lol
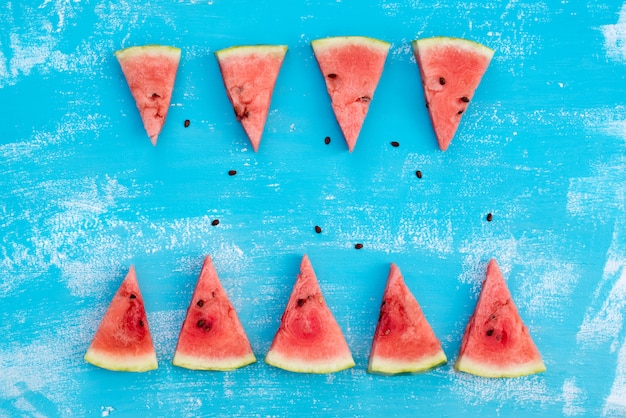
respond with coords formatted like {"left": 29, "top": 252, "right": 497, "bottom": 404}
{"left": 411, "top": 36, "right": 494, "bottom": 60}
{"left": 311, "top": 35, "right": 390, "bottom": 52}
{"left": 368, "top": 350, "right": 447, "bottom": 376}
{"left": 454, "top": 355, "right": 546, "bottom": 378}
{"left": 114, "top": 44, "right": 181, "bottom": 60}
{"left": 214, "top": 44, "right": 288, "bottom": 60}
{"left": 172, "top": 351, "right": 256, "bottom": 372}
{"left": 84, "top": 347, "right": 158, "bottom": 372}
{"left": 265, "top": 349, "right": 355, "bottom": 374}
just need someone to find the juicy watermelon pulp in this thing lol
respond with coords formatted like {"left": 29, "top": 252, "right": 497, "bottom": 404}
{"left": 215, "top": 45, "right": 287, "bottom": 152}
{"left": 115, "top": 45, "right": 181, "bottom": 146}
{"left": 455, "top": 259, "right": 546, "bottom": 378}
{"left": 84, "top": 266, "right": 158, "bottom": 372}
{"left": 312, "top": 36, "right": 390, "bottom": 152}
{"left": 368, "top": 264, "right": 447, "bottom": 375}
{"left": 265, "top": 255, "right": 355, "bottom": 373}
{"left": 172, "top": 255, "right": 256, "bottom": 371}
{"left": 412, "top": 37, "right": 493, "bottom": 151}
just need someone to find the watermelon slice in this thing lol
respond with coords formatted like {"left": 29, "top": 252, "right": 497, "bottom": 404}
{"left": 215, "top": 45, "right": 287, "bottom": 152}
{"left": 312, "top": 36, "right": 390, "bottom": 152}
{"left": 265, "top": 255, "right": 355, "bottom": 373}
{"left": 84, "top": 266, "right": 158, "bottom": 372}
{"left": 455, "top": 259, "right": 546, "bottom": 378}
{"left": 172, "top": 255, "right": 256, "bottom": 370}
{"left": 412, "top": 37, "right": 494, "bottom": 151}
{"left": 368, "top": 263, "right": 447, "bottom": 375}
{"left": 115, "top": 45, "right": 181, "bottom": 146}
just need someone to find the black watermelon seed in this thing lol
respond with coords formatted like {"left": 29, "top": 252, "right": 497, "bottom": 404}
{"left": 228, "top": 170, "right": 237, "bottom": 176}
{"left": 197, "top": 299, "right": 204, "bottom": 307}
{"left": 416, "top": 170, "right": 423, "bottom": 179}
{"left": 439, "top": 77, "right": 446, "bottom": 85}
{"left": 486, "top": 329, "right": 494, "bottom": 336}
{"left": 129, "top": 294, "right": 136, "bottom": 299}
{"left": 315, "top": 225, "right": 322, "bottom": 234}
{"left": 211, "top": 219, "right": 220, "bottom": 226}
{"left": 486, "top": 213, "right": 493, "bottom": 222}
{"left": 457, "top": 110, "right": 464, "bottom": 115}
{"left": 297, "top": 298, "right": 306, "bottom": 307}
{"left": 460, "top": 96, "right": 470, "bottom": 103}
{"left": 425, "top": 103, "right": 429, "bottom": 109}
{"left": 184, "top": 119, "right": 190, "bottom": 128}
{"left": 197, "top": 319, "right": 206, "bottom": 328}
{"left": 327, "top": 73, "right": 337, "bottom": 79}
{"left": 324, "top": 136, "right": 331, "bottom": 145}
{"left": 139, "top": 320, "right": 144, "bottom": 327}
{"left": 390, "top": 141, "right": 400, "bottom": 147}
{"left": 355, "top": 243, "right": 363, "bottom": 250}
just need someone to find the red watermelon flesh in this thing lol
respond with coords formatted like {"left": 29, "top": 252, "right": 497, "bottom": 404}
{"left": 412, "top": 37, "right": 493, "bottom": 151}
{"left": 265, "top": 255, "right": 355, "bottom": 373}
{"left": 215, "top": 45, "right": 287, "bottom": 152}
{"left": 368, "top": 263, "right": 447, "bottom": 375}
{"left": 115, "top": 45, "right": 181, "bottom": 146}
{"left": 84, "top": 266, "right": 158, "bottom": 372}
{"left": 312, "top": 36, "right": 390, "bottom": 152}
{"left": 455, "top": 259, "right": 546, "bottom": 378}
{"left": 172, "top": 255, "right": 256, "bottom": 371}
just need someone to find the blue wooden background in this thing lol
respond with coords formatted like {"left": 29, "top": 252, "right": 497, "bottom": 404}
{"left": 1, "top": 0, "right": 626, "bottom": 416}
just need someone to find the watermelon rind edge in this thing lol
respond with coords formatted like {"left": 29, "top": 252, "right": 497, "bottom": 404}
{"left": 311, "top": 35, "right": 390, "bottom": 52}
{"left": 265, "top": 349, "right": 356, "bottom": 374}
{"left": 214, "top": 44, "right": 288, "bottom": 59}
{"left": 172, "top": 351, "right": 257, "bottom": 371}
{"left": 84, "top": 347, "right": 158, "bottom": 372}
{"left": 454, "top": 355, "right": 546, "bottom": 378}
{"left": 114, "top": 44, "right": 182, "bottom": 60}
{"left": 411, "top": 36, "right": 494, "bottom": 60}
{"left": 367, "top": 350, "right": 447, "bottom": 376}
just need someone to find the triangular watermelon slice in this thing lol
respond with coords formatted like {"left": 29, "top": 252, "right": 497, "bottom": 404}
{"left": 412, "top": 37, "right": 494, "bottom": 151}
{"left": 84, "top": 266, "right": 158, "bottom": 372}
{"left": 265, "top": 255, "right": 355, "bottom": 373}
{"left": 115, "top": 45, "right": 181, "bottom": 146}
{"left": 312, "top": 36, "right": 390, "bottom": 152}
{"left": 172, "top": 255, "right": 256, "bottom": 370}
{"left": 455, "top": 259, "right": 546, "bottom": 378}
{"left": 215, "top": 45, "right": 287, "bottom": 152}
{"left": 368, "top": 263, "right": 447, "bottom": 375}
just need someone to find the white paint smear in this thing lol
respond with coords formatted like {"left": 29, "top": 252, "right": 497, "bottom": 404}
{"left": 602, "top": 3, "right": 626, "bottom": 63}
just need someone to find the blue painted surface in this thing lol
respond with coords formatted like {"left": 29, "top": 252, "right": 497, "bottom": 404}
{"left": 1, "top": 0, "right": 626, "bottom": 416}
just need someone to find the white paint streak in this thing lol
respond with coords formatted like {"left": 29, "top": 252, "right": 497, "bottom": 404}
{"left": 561, "top": 377, "right": 587, "bottom": 416}
{"left": 601, "top": 3, "right": 626, "bottom": 63}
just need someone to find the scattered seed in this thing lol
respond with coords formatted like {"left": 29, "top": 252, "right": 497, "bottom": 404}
{"left": 390, "top": 141, "right": 400, "bottom": 147}
{"left": 129, "top": 294, "right": 136, "bottom": 299}
{"left": 425, "top": 103, "right": 429, "bottom": 109}
{"left": 486, "top": 329, "right": 494, "bottom": 336}
{"left": 486, "top": 213, "right": 493, "bottom": 222}
{"left": 228, "top": 170, "right": 237, "bottom": 176}
{"left": 357, "top": 96, "right": 371, "bottom": 103}
{"left": 416, "top": 170, "right": 423, "bottom": 179}
{"left": 197, "top": 319, "right": 206, "bottom": 328}
{"left": 197, "top": 299, "right": 204, "bottom": 307}
{"left": 439, "top": 77, "right": 446, "bottom": 85}
{"left": 324, "top": 136, "right": 331, "bottom": 145}
{"left": 460, "top": 96, "right": 470, "bottom": 103}
{"left": 211, "top": 291, "right": 216, "bottom": 298}
{"left": 384, "top": 329, "right": 390, "bottom": 335}
{"left": 297, "top": 298, "right": 306, "bottom": 307}
{"left": 151, "top": 93, "right": 161, "bottom": 99}
{"left": 327, "top": 73, "right": 337, "bottom": 79}
{"left": 184, "top": 119, "right": 190, "bottom": 128}
{"left": 204, "top": 323, "right": 212, "bottom": 331}
{"left": 139, "top": 320, "right": 144, "bottom": 327}
{"left": 355, "top": 243, "right": 363, "bottom": 250}
{"left": 315, "top": 225, "right": 322, "bottom": 234}
{"left": 457, "top": 110, "right": 464, "bottom": 115}
{"left": 211, "top": 219, "right": 219, "bottom": 226}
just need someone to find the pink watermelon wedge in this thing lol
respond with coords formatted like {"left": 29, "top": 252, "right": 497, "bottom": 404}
{"left": 115, "top": 45, "right": 181, "bottom": 146}
{"left": 412, "top": 37, "right": 493, "bottom": 151}
{"left": 312, "top": 36, "right": 390, "bottom": 152}
{"left": 368, "top": 263, "right": 447, "bottom": 375}
{"left": 84, "top": 266, "right": 158, "bottom": 372}
{"left": 215, "top": 45, "right": 287, "bottom": 152}
{"left": 265, "top": 255, "right": 355, "bottom": 373}
{"left": 455, "top": 259, "right": 546, "bottom": 378}
{"left": 172, "top": 255, "right": 256, "bottom": 370}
